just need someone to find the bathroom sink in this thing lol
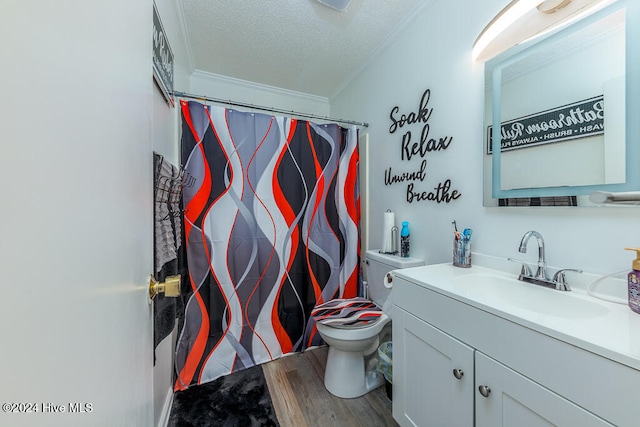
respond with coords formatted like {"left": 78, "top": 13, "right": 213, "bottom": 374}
{"left": 451, "top": 273, "right": 519, "bottom": 290}
{"left": 450, "top": 273, "right": 609, "bottom": 319}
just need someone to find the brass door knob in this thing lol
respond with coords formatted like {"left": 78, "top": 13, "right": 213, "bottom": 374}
{"left": 149, "top": 274, "right": 181, "bottom": 299}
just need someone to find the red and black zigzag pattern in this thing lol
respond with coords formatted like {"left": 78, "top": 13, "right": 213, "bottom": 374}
{"left": 174, "top": 101, "right": 360, "bottom": 390}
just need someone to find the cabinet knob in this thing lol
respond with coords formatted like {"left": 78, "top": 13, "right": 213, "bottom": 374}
{"left": 452, "top": 369, "right": 464, "bottom": 380}
{"left": 478, "top": 385, "right": 491, "bottom": 398}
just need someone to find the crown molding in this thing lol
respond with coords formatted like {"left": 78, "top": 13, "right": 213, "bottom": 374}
{"left": 190, "top": 70, "right": 330, "bottom": 104}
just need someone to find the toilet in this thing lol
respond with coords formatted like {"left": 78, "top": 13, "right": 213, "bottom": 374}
{"left": 314, "top": 249, "right": 424, "bottom": 398}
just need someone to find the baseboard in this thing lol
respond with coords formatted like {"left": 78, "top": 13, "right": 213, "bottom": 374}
{"left": 157, "top": 387, "right": 174, "bottom": 427}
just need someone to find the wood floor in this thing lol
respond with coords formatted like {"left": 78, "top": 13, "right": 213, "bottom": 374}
{"left": 262, "top": 346, "right": 399, "bottom": 427}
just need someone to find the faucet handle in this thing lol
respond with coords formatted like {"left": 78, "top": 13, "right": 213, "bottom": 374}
{"left": 508, "top": 258, "right": 533, "bottom": 279}
{"left": 552, "top": 268, "right": 583, "bottom": 291}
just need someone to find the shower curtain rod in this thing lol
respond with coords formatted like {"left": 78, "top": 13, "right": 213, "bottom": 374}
{"left": 172, "top": 91, "right": 369, "bottom": 128}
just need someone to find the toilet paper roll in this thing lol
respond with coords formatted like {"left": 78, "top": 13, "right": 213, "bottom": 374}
{"left": 381, "top": 211, "right": 395, "bottom": 253}
{"left": 383, "top": 273, "right": 393, "bottom": 289}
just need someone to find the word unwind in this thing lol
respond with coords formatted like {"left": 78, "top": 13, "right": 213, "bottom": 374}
{"left": 385, "top": 160, "right": 427, "bottom": 185}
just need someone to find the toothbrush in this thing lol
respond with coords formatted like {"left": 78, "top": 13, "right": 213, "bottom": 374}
{"left": 463, "top": 228, "right": 472, "bottom": 240}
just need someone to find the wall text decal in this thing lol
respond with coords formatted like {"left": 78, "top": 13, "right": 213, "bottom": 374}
{"left": 385, "top": 89, "right": 461, "bottom": 204}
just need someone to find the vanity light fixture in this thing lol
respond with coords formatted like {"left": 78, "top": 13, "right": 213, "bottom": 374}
{"left": 537, "top": 0, "right": 573, "bottom": 14}
{"left": 472, "top": 0, "right": 541, "bottom": 62}
{"left": 472, "top": 0, "right": 613, "bottom": 62}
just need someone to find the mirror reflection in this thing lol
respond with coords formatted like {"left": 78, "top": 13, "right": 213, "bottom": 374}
{"left": 483, "top": 0, "right": 639, "bottom": 206}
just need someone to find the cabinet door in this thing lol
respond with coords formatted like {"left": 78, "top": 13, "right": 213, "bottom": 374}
{"left": 475, "top": 352, "right": 614, "bottom": 427}
{"left": 393, "top": 308, "right": 474, "bottom": 427}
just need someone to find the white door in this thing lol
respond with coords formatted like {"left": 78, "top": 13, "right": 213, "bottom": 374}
{"left": 475, "top": 352, "right": 614, "bottom": 427}
{"left": 151, "top": 82, "right": 181, "bottom": 426}
{"left": 393, "top": 309, "right": 474, "bottom": 427}
{"left": 1, "top": 1, "right": 157, "bottom": 426}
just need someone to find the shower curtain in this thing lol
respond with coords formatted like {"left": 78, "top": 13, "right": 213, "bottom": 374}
{"left": 175, "top": 101, "right": 360, "bottom": 390}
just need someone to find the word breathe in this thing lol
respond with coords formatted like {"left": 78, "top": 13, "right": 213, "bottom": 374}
{"left": 386, "top": 89, "right": 461, "bottom": 204}
{"left": 407, "top": 180, "right": 461, "bottom": 203}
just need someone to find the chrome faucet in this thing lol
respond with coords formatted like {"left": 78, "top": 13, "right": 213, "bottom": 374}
{"left": 518, "top": 230, "right": 549, "bottom": 280}
{"left": 508, "top": 230, "right": 582, "bottom": 291}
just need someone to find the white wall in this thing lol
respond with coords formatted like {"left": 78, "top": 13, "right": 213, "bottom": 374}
{"left": 190, "top": 71, "right": 331, "bottom": 117}
{"left": 151, "top": 0, "right": 191, "bottom": 425}
{"left": 332, "top": 0, "right": 640, "bottom": 276}
{"left": 0, "top": 1, "right": 183, "bottom": 426}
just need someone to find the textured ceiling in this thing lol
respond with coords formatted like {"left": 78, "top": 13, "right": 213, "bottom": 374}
{"left": 179, "top": 0, "right": 427, "bottom": 98}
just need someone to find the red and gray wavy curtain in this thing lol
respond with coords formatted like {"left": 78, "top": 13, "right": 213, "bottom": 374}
{"left": 175, "top": 101, "right": 360, "bottom": 390}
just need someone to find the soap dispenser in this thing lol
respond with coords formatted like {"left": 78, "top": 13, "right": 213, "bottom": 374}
{"left": 624, "top": 247, "right": 640, "bottom": 314}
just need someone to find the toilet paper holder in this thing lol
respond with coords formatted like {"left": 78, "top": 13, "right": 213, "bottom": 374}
{"left": 381, "top": 226, "right": 399, "bottom": 255}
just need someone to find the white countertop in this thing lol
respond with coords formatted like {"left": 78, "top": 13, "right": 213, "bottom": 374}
{"left": 393, "top": 260, "right": 640, "bottom": 371}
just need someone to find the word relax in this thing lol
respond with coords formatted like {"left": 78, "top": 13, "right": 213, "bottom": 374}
{"left": 401, "top": 124, "right": 453, "bottom": 161}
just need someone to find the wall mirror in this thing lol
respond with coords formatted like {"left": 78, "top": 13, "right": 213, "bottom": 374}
{"left": 482, "top": 0, "right": 640, "bottom": 206}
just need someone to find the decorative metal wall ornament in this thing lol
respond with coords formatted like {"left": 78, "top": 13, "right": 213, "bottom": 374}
{"left": 384, "top": 89, "right": 462, "bottom": 204}
{"left": 153, "top": 3, "right": 174, "bottom": 107}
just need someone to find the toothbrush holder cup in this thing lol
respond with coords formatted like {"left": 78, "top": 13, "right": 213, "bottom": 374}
{"left": 453, "top": 237, "right": 471, "bottom": 268}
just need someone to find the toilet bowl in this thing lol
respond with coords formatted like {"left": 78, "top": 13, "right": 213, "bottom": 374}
{"left": 314, "top": 250, "right": 424, "bottom": 398}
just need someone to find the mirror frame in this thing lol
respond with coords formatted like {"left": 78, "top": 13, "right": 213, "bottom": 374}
{"left": 484, "top": 0, "right": 640, "bottom": 205}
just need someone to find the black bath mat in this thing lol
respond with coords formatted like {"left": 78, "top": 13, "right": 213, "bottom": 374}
{"left": 168, "top": 365, "right": 280, "bottom": 427}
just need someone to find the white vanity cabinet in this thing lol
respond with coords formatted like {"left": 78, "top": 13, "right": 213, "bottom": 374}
{"left": 393, "top": 308, "right": 612, "bottom": 427}
{"left": 393, "top": 309, "right": 474, "bottom": 426}
{"left": 391, "top": 269, "right": 638, "bottom": 427}
{"left": 475, "top": 351, "right": 612, "bottom": 427}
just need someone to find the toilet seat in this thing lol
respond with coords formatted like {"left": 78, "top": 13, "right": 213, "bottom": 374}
{"left": 315, "top": 312, "right": 390, "bottom": 342}
{"left": 311, "top": 297, "right": 383, "bottom": 328}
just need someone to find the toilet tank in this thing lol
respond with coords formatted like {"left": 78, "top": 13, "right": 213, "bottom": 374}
{"left": 364, "top": 249, "right": 424, "bottom": 309}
